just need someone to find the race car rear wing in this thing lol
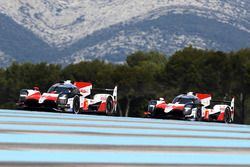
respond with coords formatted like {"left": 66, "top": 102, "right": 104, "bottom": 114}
{"left": 210, "top": 97, "right": 235, "bottom": 108}
{"left": 74, "top": 82, "right": 93, "bottom": 97}
{"left": 195, "top": 93, "right": 235, "bottom": 109}
{"left": 195, "top": 93, "right": 212, "bottom": 107}
{"left": 91, "top": 86, "right": 118, "bottom": 101}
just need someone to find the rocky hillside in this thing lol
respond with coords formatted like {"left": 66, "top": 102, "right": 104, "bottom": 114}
{"left": 0, "top": 0, "right": 249, "bottom": 66}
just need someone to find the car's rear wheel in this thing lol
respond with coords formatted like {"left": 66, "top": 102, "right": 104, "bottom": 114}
{"left": 73, "top": 96, "right": 80, "bottom": 114}
{"left": 224, "top": 107, "right": 231, "bottom": 123}
{"left": 106, "top": 96, "right": 114, "bottom": 116}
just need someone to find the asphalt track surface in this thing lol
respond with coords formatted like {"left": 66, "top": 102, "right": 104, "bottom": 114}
{"left": 0, "top": 109, "right": 249, "bottom": 167}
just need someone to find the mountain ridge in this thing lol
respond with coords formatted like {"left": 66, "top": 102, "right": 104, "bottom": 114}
{"left": 0, "top": 0, "right": 249, "bottom": 66}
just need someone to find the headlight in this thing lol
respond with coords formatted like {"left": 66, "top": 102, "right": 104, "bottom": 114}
{"left": 19, "top": 90, "right": 28, "bottom": 102}
{"left": 148, "top": 105, "right": 155, "bottom": 112}
{"left": 184, "top": 107, "right": 191, "bottom": 111}
{"left": 57, "top": 94, "right": 68, "bottom": 105}
{"left": 59, "top": 94, "right": 67, "bottom": 100}
{"left": 184, "top": 105, "right": 192, "bottom": 115}
{"left": 20, "top": 90, "right": 28, "bottom": 96}
{"left": 192, "top": 108, "right": 197, "bottom": 112}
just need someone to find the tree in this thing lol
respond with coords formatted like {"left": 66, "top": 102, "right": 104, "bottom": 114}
{"left": 114, "top": 51, "right": 167, "bottom": 117}
{"left": 62, "top": 60, "right": 116, "bottom": 88}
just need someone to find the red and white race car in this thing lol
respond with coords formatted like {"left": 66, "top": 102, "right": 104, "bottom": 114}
{"left": 146, "top": 92, "right": 235, "bottom": 123}
{"left": 17, "top": 80, "right": 118, "bottom": 115}
{"left": 146, "top": 92, "right": 210, "bottom": 121}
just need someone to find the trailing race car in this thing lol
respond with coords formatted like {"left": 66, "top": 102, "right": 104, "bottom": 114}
{"left": 145, "top": 92, "right": 211, "bottom": 121}
{"left": 203, "top": 98, "right": 235, "bottom": 123}
{"left": 17, "top": 80, "right": 118, "bottom": 115}
{"left": 18, "top": 87, "right": 42, "bottom": 109}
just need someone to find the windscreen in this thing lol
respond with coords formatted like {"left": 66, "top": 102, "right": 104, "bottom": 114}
{"left": 47, "top": 86, "right": 72, "bottom": 94}
{"left": 149, "top": 100, "right": 157, "bottom": 105}
{"left": 172, "top": 97, "right": 194, "bottom": 104}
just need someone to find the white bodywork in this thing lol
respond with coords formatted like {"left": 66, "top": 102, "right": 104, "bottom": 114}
{"left": 60, "top": 85, "right": 118, "bottom": 113}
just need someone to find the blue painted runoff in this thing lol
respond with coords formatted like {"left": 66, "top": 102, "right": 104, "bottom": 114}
{"left": 0, "top": 124, "right": 249, "bottom": 139}
{"left": 0, "top": 150, "right": 250, "bottom": 165}
{"left": 0, "top": 115, "right": 249, "bottom": 133}
{"left": 0, "top": 133, "right": 249, "bottom": 148}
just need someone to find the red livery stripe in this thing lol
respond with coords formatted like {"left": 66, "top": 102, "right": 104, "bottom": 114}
{"left": 156, "top": 102, "right": 167, "bottom": 110}
{"left": 26, "top": 92, "right": 41, "bottom": 101}
{"left": 98, "top": 102, "right": 106, "bottom": 112}
{"left": 196, "top": 93, "right": 211, "bottom": 100}
{"left": 74, "top": 82, "right": 92, "bottom": 89}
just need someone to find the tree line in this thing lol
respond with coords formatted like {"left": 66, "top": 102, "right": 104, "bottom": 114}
{"left": 0, "top": 46, "right": 250, "bottom": 124}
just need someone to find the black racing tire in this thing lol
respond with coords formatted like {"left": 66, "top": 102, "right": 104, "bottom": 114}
{"left": 224, "top": 107, "right": 231, "bottom": 123}
{"left": 195, "top": 108, "right": 202, "bottom": 121}
{"left": 73, "top": 96, "right": 80, "bottom": 114}
{"left": 106, "top": 96, "right": 114, "bottom": 116}
{"left": 151, "top": 109, "right": 158, "bottom": 118}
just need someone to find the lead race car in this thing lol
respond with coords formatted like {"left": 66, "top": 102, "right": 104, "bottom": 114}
{"left": 146, "top": 92, "right": 210, "bottom": 121}
{"left": 17, "top": 80, "right": 118, "bottom": 115}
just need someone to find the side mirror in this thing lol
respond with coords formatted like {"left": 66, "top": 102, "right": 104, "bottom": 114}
{"left": 34, "top": 87, "right": 40, "bottom": 91}
{"left": 159, "top": 97, "right": 164, "bottom": 101}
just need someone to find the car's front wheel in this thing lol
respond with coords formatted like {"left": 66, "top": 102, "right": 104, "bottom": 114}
{"left": 195, "top": 109, "right": 202, "bottom": 121}
{"left": 73, "top": 96, "right": 80, "bottom": 114}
